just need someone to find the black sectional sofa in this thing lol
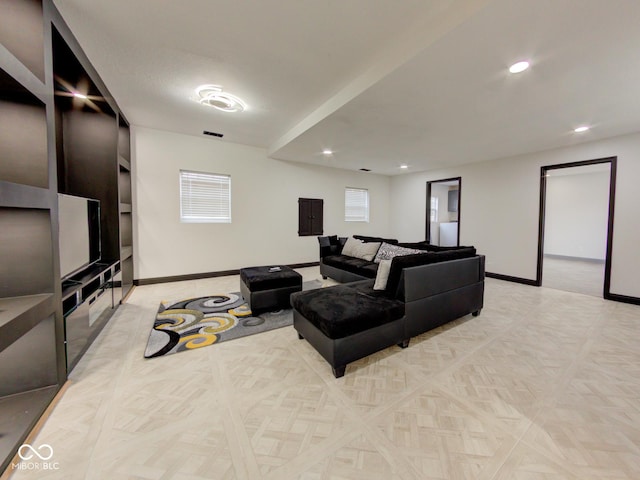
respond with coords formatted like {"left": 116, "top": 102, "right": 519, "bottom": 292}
{"left": 318, "top": 235, "right": 398, "bottom": 283}
{"left": 292, "top": 236, "right": 485, "bottom": 377}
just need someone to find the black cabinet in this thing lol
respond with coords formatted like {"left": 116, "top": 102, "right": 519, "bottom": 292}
{"left": 62, "top": 262, "right": 118, "bottom": 372}
{"left": 298, "top": 198, "right": 323, "bottom": 236}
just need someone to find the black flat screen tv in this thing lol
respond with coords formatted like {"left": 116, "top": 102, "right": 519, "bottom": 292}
{"left": 58, "top": 193, "right": 101, "bottom": 279}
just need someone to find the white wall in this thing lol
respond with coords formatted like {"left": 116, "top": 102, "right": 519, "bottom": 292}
{"left": 390, "top": 131, "right": 640, "bottom": 298}
{"left": 544, "top": 170, "right": 609, "bottom": 260}
{"left": 132, "top": 127, "right": 391, "bottom": 280}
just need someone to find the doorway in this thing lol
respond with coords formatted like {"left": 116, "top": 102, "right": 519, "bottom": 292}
{"left": 426, "top": 177, "right": 461, "bottom": 246}
{"left": 537, "top": 157, "right": 616, "bottom": 298}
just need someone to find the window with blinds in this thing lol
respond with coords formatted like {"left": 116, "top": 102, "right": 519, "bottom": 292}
{"left": 179, "top": 170, "right": 231, "bottom": 223}
{"left": 345, "top": 187, "right": 369, "bottom": 222}
{"left": 430, "top": 196, "right": 439, "bottom": 222}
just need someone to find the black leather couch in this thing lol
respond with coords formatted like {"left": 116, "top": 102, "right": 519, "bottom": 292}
{"left": 319, "top": 235, "right": 471, "bottom": 283}
{"left": 319, "top": 235, "right": 398, "bottom": 283}
{"left": 292, "top": 238, "right": 485, "bottom": 377}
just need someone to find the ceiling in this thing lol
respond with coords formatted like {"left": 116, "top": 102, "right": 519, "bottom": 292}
{"left": 53, "top": 0, "right": 640, "bottom": 176}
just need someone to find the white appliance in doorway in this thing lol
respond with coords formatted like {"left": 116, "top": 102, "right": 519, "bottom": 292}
{"left": 439, "top": 222, "right": 458, "bottom": 246}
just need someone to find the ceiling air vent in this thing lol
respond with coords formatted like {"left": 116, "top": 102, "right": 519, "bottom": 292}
{"left": 203, "top": 130, "right": 223, "bottom": 138}
{"left": 359, "top": 168, "right": 371, "bottom": 172}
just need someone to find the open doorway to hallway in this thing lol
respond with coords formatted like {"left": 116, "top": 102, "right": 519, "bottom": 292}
{"left": 426, "top": 177, "right": 461, "bottom": 246}
{"left": 538, "top": 158, "right": 616, "bottom": 298}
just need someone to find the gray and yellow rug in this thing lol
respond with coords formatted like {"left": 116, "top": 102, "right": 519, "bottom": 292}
{"left": 144, "top": 280, "right": 321, "bottom": 358}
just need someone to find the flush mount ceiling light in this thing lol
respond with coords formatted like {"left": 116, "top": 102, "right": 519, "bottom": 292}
{"left": 574, "top": 126, "right": 590, "bottom": 133}
{"left": 509, "top": 61, "right": 530, "bottom": 74}
{"left": 194, "top": 85, "right": 247, "bottom": 113}
{"left": 400, "top": 164, "right": 408, "bottom": 169}
{"left": 322, "top": 149, "right": 333, "bottom": 155}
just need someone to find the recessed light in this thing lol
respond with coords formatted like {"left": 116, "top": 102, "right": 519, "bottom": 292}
{"left": 194, "top": 85, "right": 246, "bottom": 113}
{"left": 73, "top": 92, "right": 87, "bottom": 99}
{"left": 574, "top": 126, "right": 590, "bottom": 133}
{"left": 322, "top": 149, "right": 333, "bottom": 155}
{"left": 509, "top": 61, "right": 530, "bottom": 74}
{"left": 400, "top": 164, "right": 408, "bottom": 169}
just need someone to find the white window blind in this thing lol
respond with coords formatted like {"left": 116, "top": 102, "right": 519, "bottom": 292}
{"left": 180, "top": 170, "right": 231, "bottom": 223}
{"left": 345, "top": 187, "right": 369, "bottom": 222}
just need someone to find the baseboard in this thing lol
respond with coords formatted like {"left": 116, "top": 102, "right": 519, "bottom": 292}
{"left": 544, "top": 254, "right": 605, "bottom": 264}
{"left": 487, "top": 271, "right": 640, "bottom": 305}
{"left": 605, "top": 292, "right": 640, "bottom": 305}
{"left": 134, "top": 262, "right": 320, "bottom": 286}
{"left": 121, "top": 285, "right": 135, "bottom": 303}
{"left": 485, "top": 272, "right": 538, "bottom": 286}
{"left": 287, "top": 261, "right": 321, "bottom": 270}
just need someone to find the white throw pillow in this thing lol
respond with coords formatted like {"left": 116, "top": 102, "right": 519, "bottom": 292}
{"left": 341, "top": 236, "right": 363, "bottom": 257}
{"left": 373, "top": 259, "right": 392, "bottom": 290}
{"left": 352, "top": 241, "right": 381, "bottom": 261}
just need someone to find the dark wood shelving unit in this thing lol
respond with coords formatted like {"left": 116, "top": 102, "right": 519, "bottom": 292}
{"left": 0, "top": 294, "right": 55, "bottom": 352}
{"left": 0, "top": 386, "right": 59, "bottom": 468}
{"left": 0, "top": 0, "right": 132, "bottom": 473}
{"left": 117, "top": 116, "right": 134, "bottom": 299}
{"left": 0, "top": 0, "right": 45, "bottom": 82}
{"left": 1, "top": 11, "right": 59, "bottom": 463}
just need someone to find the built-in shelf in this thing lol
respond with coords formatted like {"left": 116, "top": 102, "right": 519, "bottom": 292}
{"left": 118, "top": 167, "right": 131, "bottom": 205}
{"left": 118, "top": 155, "right": 130, "bottom": 171}
{"left": 61, "top": 262, "right": 117, "bottom": 301}
{"left": 0, "top": 44, "right": 47, "bottom": 100}
{"left": 121, "top": 255, "right": 133, "bottom": 299}
{"left": 0, "top": 386, "right": 58, "bottom": 474}
{"left": 1, "top": 1, "right": 132, "bottom": 474}
{"left": 0, "top": 181, "right": 51, "bottom": 209}
{"left": 0, "top": 208, "right": 53, "bottom": 298}
{"left": 0, "top": 294, "right": 54, "bottom": 352}
{"left": 117, "top": 118, "right": 133, "bottom": 300}
{"left": 0, "top": 67, "right": 48, "bottom": 189}
{"left": 0, "top": 0, "right": 45, "bottom": 82}
{"left": 118, "top": 116, "right": 130, "bottom": 161}
{"left": 0, "top": 313, "right": 57, "bottom": 405}
{"left": 120, "top": 216, "right": 132, "bottom": 247}
{"left": 0, "top": 1, "right": 58, "bottom": 472}
{"left": 120, "top": 246, "right": 133, "bottom": 261}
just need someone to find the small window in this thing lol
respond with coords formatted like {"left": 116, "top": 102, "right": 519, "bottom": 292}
{"left": 345, "top": 187, "right": 369, "bottom": 222}
{"left": 430, "top": 196, "right": 438, "bottom": 222}
{"left": 179, "top": 170, "right": 231, "bottom": 223}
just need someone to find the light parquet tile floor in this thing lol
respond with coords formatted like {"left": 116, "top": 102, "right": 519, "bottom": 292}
{"left": 8, "top": 267, "right": 640, "bottom": 480}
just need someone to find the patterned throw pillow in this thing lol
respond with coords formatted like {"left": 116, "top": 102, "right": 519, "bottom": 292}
{"left": 374, "top": 242, "right": 423, "bottom": 263}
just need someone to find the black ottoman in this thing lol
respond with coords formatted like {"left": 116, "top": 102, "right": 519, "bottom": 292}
{"left": 239, "top": 266, "right": 302, "bottom": 315}
{"left": 290, "top": 281, "right": 406, "bottom": 378}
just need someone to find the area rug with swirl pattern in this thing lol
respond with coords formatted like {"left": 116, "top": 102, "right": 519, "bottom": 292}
{"left": 144, "top": 280, "right": 322, "bottom": 358}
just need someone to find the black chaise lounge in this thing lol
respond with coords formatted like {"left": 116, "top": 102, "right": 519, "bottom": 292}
{"left": 291, "top": 241, "right": 485, "bottom": 377}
